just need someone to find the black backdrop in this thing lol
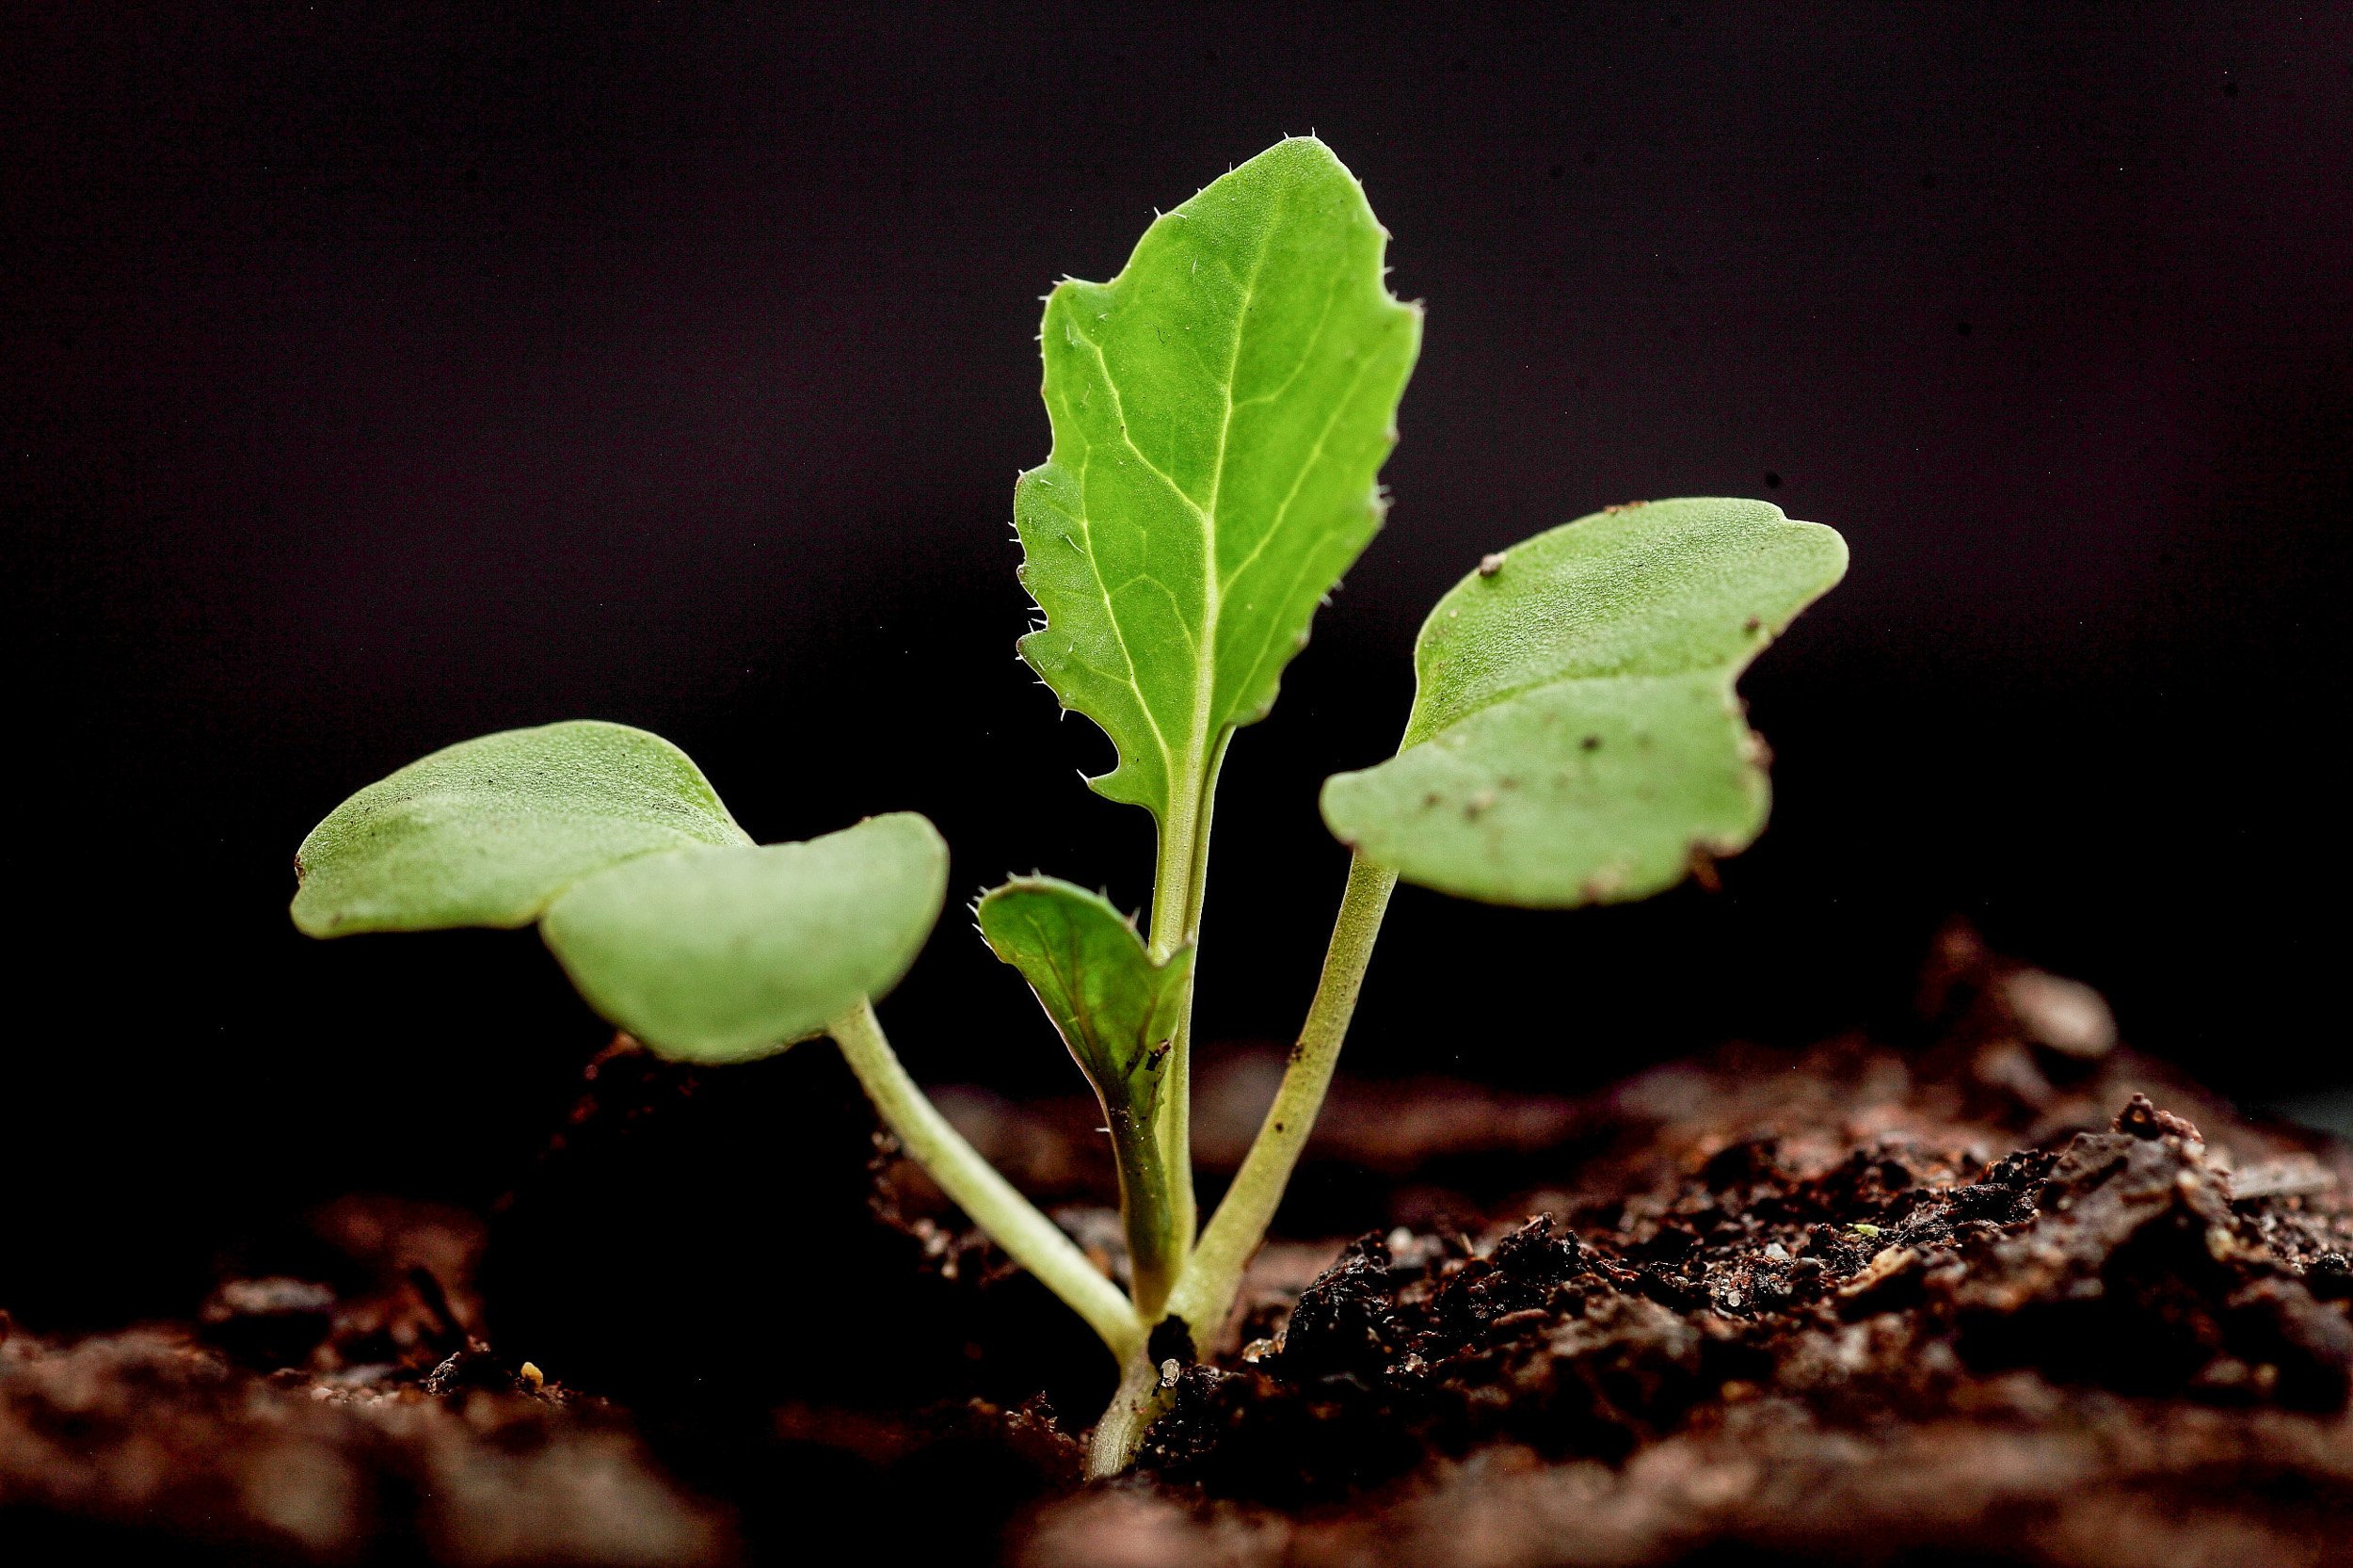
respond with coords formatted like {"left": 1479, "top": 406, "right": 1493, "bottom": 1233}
{"left": 6, "top": 4, "right": 2350, "bottom": 1319}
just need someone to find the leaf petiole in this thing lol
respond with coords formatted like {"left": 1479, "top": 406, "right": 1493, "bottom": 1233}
{"left": 1107, "top": 1106, "right": 1186, "bottom": 1320}
{"left": 1144, "top": 728, "right": 1231, "bottom": 1277}
{"left": 1082, "top": 853, "right": 1397, "bottom": 1477}
{"left": 826, "top": 999, "right": 1144, "bottom": 1362}
{"left": 1167, "top": 854, "right": 1398, "bottom": 1346}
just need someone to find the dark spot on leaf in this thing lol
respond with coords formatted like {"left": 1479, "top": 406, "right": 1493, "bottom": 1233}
{"left": 1580, "top": 735, "right": 1601, "bottom": 751}
{"left": 1743, "top": 616, "right": 1761, "bottom": 633}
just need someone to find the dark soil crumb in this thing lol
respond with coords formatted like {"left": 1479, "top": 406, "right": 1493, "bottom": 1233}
{"left": 1017, "top": 929, "right": 2353, "bottom": 1567}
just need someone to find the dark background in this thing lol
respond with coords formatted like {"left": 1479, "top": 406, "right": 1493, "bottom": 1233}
{"left": 6, "top": 5, "right": 2349, "bottom": 1319}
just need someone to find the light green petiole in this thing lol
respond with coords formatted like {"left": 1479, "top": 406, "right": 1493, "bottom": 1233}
{"left": 1172, "top": 852, "right": 1397, "bottom": 1337}
{"left": 1144, "top": 730, "right": 1232, "bottom": 1270}
{"left": 836, "top": 838, "right": 1396, "bottom": 1482}
{"left": 828, "top": 1000, "right": 1144, "bottom": 1363}
{"left": 1083, "top": 852, "right": 1399, "bottom": 1476}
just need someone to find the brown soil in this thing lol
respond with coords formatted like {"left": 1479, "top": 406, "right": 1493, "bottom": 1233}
{"left": 0, "top": 1196, "right": 734, "bottom": 1565}
{"left": 6, "top": 927, "right": 2350, "bottom": 1565}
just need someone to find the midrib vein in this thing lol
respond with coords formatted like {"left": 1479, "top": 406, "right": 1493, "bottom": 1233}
{"left": 1182, "top": 187, "right": 1284, "bottom": 813}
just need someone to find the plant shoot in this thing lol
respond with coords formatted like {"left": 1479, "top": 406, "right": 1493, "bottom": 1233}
{"left": 292, "top": 137, "right": 1847, "bottom": 1475}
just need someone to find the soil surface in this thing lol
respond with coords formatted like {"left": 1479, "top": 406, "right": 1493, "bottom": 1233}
{"left": 7, "top": 926, "right": 2350, "bottom": 1565}
{"left": 0, "top": 1196, "right": 734, "bottom": 1565}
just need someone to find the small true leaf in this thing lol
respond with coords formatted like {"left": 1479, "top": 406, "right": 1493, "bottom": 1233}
{"left": 292, "top": 720, "right": 749, "bottom": 936}
{"left": 541, "top": 813, "right": 949, "bottom": 1064}
{"left": 975, "top": 877, "right": 1195, "bottom": 1117}
{"left": 1321, "top": 498, "right": 1847, "bottom": 906}
{"left": 1015, "top": 136, "right": 1422, "bottom": 832}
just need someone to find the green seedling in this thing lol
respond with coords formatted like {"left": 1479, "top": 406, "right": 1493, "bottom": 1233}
{"left": 291, "top": 137, "right": 1847, "bottom": 1474}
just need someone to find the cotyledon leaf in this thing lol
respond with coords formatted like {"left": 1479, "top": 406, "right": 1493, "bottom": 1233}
{"left": 1014, "top": 136, "right": 1422, "bottom": 848}
{"left": 292, "top": 720, "right": 750, "bottom": 936}
{"left": 1321, "top": 498, "right": 1848, "bottom": 907}
{"left": 975, "top": 877, "right": 1196, "bottom": 1118}
{"left": 541, "top": 813, "right": 950, "bottom": 1064}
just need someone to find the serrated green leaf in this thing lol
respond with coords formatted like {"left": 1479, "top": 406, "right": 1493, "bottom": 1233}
{"left": 541, "top": 813, "right": 949, "bottom": 1064}
{"left": 1015, "top": 136, "right": 1421, "bottom": 841}
{"left": 292, "top": 720, "right": 749, "bottom": 936}
{"left": 975, "top": 877, "right": 1195, "bottom": 1117}
{"left": 1321, "top": 498, "right": 1847, "bottom": 906}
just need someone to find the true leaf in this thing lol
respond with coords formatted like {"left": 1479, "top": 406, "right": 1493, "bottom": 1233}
{"left": 1321, "top": 498, "right": 1847, "bottom": 906}
{"left": 541, "top": 813, "right": 950, "bottom": 1064}
{"left": 1014, "top": 136, "right": 1422, "bottom": 839}
{"left": 292, "top": 720, "right": 749, "bottom": 936}
{"left": 975, "top": 877, "right": 1195, "bottom": 1117}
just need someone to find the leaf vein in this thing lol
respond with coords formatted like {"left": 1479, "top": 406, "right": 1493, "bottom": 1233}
{"left": 1217, "top": 338, "right": 1394, "bottom": 702}
{"left": 1065, "top": 437, "right": 1179, "bottom": 787}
